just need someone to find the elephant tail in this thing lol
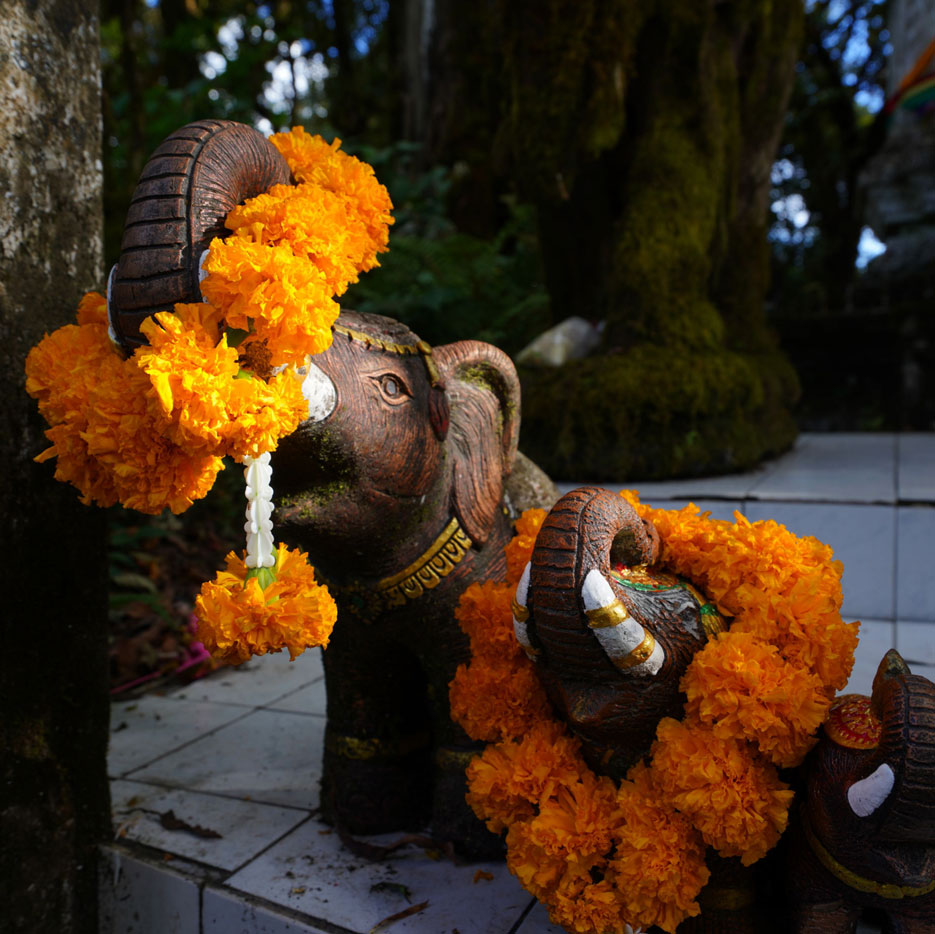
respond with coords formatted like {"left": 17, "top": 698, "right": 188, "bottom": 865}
{"left": 871, "top": 650, "right": 935, "bottom": 843}
{"left": 108, "top": 120, "right": 291, "bottom": 352}
{"left": 524, "top": 486, "right": 661, "bottom": 681}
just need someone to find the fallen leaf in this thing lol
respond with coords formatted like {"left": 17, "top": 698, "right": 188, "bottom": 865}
{"left": 290, "top": 887, "right": 306, "bottom": 895}
{"left": 473, "top": 870, "right": 494, "bottom": 883}
{"left": 158, "top": 809, "right": 222, "bottom": 839}
{"left": 370, "top": 901, "right": 429, "bottom": 933}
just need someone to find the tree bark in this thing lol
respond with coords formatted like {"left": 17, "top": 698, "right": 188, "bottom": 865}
{"left": 0, "top": 2, "right": 110, "bottom": 932}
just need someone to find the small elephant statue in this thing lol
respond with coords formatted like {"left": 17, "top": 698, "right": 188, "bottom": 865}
{"left": 786, "top": 650, "right": 935, "bottom": 934}
{"left": 107, "top": 119, "right": 559, "bottom": 856}
{"left": 517, "top": 486, "right": 727, "bottom": 778}
{"left": 518, "top": 488, "right": 935, "bottom": 932}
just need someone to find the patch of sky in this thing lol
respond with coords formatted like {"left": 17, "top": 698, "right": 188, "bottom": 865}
{"left": 856, "top": 227, "right": 886, "bottom": 268}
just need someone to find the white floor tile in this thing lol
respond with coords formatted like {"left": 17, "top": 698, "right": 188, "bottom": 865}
{"left": 111, "top": 779, "right": 310, "bottom": 871}
{"left": 169, "top": 649, "right": 325, "bottom": 708}
{"left": 99, "top": 846, "right": 200, "bottom": 934}
{"left": 128, "top": 709, "right": 325, "bottom": 810}
{"left": 266, "top": 678, "right": 327, "bottom": 716}
{"left": 746, "top": 433, "right": 897, "bottom": 504}
{"left": 226, "top": 817, "right": 530, "bottom": 934}
{"left": 845, "top": 620, "right": 896, "bottom": 695}
{"left": 743, "top": 502, "right": 895, "bottom": 621}
{"left": 898, "top": 432, "right": 935, "bottom": 502}
{"left": 896, "top": 507, "right": 935, "bottom": 621}
{"left": 896, "top": 620, "right": 935, "bottom": 668}
{"left": 203, "top": 887, "right": 328, "bottom": 933}
{"left": 110, "top": 695, "right": 248, "bottom": 776}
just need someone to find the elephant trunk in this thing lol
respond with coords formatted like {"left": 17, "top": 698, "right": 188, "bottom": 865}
{"left": 869, "top": 650, "right": 935, "bottom": 843}
{"left": 108, "top": 120, "right": 291, "bottom": 352}
{"left": 525, "top": 487, "right": 661, "bottom": 681}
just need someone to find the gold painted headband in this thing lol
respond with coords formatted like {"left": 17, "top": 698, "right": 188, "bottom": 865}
{"left": 332, "top": 323, "right": 443, "bottom": 389}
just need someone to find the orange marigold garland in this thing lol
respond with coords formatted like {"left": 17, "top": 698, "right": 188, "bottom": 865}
{"left": 195, "top": 542, "right": 336, "bottom": 665}
{"left": 25, "top": 128, "right": 392, "bottom": 662}
{"left": 451, "top": 499, "right": 859, "bottom": 934}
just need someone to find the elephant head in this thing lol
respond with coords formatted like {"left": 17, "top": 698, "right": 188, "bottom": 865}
{"left": 516, "top": 486, "right": 725, "bottom": 778}
{"left": 787, "top": 650, "right": 935, "bottom": 933}
{"left": 270, "top": 311, "right": 521, "bottom": 591}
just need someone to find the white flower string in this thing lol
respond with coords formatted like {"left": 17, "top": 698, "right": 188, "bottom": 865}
{"left": 242, "top": 452, "right": 276, "bottom": 583}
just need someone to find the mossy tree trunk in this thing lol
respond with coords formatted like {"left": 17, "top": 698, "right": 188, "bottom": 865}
{"left": 427, "top": 0, "right": 803, "bottom": 479}
{"left": 0, "top": 3, "right": 110, "bottom": 932}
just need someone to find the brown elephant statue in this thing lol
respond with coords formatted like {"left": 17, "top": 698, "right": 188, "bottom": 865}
{"left": 107, "top": 119, "right": 559, "bottom": 857}
{"left": 786, "top": 650, "right": 935, "bottom": 934}
{"left": 516, "top": 485, "right": 726, "bottom": 779}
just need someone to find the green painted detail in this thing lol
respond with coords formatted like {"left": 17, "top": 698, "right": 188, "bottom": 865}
{"left": 700, "top": 603, "right": 719, "bottom": 615}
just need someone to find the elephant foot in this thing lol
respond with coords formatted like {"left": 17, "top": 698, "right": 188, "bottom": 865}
{"left": 320, "top": 726, "right": 432, "bottom": 834}
{"left": 430, "top": 745, "right": 505, "bottom": 862}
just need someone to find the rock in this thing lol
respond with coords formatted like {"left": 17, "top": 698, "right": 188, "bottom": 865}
{"left": 514, "top": 316, "right": 603, "bottom": 368}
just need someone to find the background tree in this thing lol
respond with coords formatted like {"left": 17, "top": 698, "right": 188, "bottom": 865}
{"left": 0, "top": 2, "right": 109, "bottom": 932}
{"left": 769, "top": 0, "right": 890, "bottom": 315}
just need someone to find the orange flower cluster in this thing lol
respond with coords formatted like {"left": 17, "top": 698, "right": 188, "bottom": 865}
{"left": 137, "top": 305, "right": 307, "bottom": 461}
{"left": 450, "top": 501, "right": 857, "bottom": 933}
{"left": 202, "top": 127, "right": 393, "bottom": 369}
{"left": 504, "top": 508, "right": 546, "bottom": 583}
{"left": 26, "top": 294, "right": 224, "bottom": 513}
{"left": 195, "top": 543, "right": 336, "bottom": 665}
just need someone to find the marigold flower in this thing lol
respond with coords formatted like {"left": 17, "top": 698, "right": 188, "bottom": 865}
{"left": 455, "top": 579, "right": 518, "bottom": 660}
{"left": 681, "top": 631, "right": 829, "bottom": 767}
{"left": 547, "top": 872, "right": 633, "bottom": 934}
{"left": 505, "top": 821, "right": 569, "bottom": 900}
{"left": 195, "top": 543, "right": 337, "bottom": 665}
{"left": 269, "top": 127, "right": 394, "bottom": 266}
{"left": 527, "top": 770, "right": 619, "bottom": 861}
{"left": 649, "top": 719, "right": 794, "bottom": 864}
{"left": 82, "top": 357, "right": 224, "bottom": 514}
{"left": 610, "top": 763, "right": 708, "bottom": 933}
{"left": 505, "top": 508, "right": 546, "bottom": 585}
{"left": 449, "top": 655, "right": 551, "bottom": 743}
{"left": 465, "top": 720, "right": 584, "bottom": 832}
{"left": 201, "top": 238, "right": 339, "bottom": 369}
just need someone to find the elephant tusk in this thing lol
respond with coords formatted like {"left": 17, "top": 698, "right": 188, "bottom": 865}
{"left": 512, "top": 562, "right": 538, "bottom": 660}
{"left": 847, "top": 763, "right": 895, "bottom": 817}
{"left": 300, "top": 360, "right": 338, "bottom": 422}
{"left": 581, "top": 570, "right": 664, "bottom": 675}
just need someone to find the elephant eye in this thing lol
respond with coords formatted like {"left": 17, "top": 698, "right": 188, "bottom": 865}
{"left": 375, "top": 373, "right": 410, "bottom": 403}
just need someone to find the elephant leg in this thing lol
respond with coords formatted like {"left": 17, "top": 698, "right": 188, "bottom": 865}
{"left": 320, "top": 623, "right": 433, "bottom": 834}
{"left": 789, "top": 900, "right": 862, "bottom": 934}
{"left": 407, "top": 627, "right": 504, "bottom": 860}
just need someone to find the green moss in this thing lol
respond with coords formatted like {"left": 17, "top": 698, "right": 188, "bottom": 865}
{"left": 519, "top": 347, "right": 799, "bottom": 480}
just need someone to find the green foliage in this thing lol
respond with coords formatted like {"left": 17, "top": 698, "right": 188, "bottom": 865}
{"left": 343, "top": 143, "right": 550, "bottom": 353}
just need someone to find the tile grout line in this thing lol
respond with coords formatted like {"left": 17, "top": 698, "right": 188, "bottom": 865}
{"left": 116, "top": 704, "right": 259, "bottom": 779}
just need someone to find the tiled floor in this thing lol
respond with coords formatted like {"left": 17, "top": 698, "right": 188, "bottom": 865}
{"left": 102, "top": 433, "right": 934, "bottom": 934}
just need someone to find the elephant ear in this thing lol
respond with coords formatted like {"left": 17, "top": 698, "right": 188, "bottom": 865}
{"left": 433, "top": 340, "right": 520, "bottom": 547}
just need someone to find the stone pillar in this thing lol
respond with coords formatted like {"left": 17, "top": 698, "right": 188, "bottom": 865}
{"left": 0, "top": 3, "right": 110, "bottom": 933}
